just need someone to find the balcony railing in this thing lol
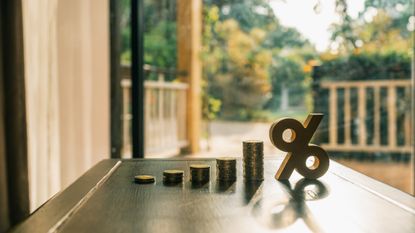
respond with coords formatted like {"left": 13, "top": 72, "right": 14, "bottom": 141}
{"left": 320, "top": 79, "right": 412, "bottom": 153}
{"left": 121, "top": 65, "right": 188, "bottom": 157}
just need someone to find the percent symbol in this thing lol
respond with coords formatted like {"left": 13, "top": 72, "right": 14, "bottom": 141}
{"left": 269, "top": 113, "right": 329, "bottom": 180}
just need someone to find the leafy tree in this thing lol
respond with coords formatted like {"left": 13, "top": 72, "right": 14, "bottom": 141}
{"left": 120, "top": 0, "right": 178, "bottom": 78}
{"left": 329, "top": 0, "right": 413, "bottom": 54}
{"left": 203, "top": 1, "right": 315, "bottom": 120}
{"left": 268, "top": 56, "right": 308, "bottom": 111}
{"left": 203, "top": 12, "right": 272, "bottom": 119}
{"left": 144, "top": 21, "right": 177, "bottom": 72}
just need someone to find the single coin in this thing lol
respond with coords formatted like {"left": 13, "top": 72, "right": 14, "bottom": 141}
{"left": 134, "top": 175, "right": 155, "bottom": 184}
{"left": 163, "top": 169, "right": 184, "bottom": 176}
{"left": 216, "top": 157, "right": 237, "bottom": 161}
{"left": 190, "top": 164, "right": 210, "bottom": 169}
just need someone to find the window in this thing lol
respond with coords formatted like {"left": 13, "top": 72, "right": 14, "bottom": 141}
{"left": 114, "top": 0, "right": 414, "bottom": 194}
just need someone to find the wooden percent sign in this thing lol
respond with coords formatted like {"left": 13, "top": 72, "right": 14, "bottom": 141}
{"left": 269, "top": 113, "right": 329, "bottom": 180}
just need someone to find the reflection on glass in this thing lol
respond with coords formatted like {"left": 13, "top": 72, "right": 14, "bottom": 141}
{"left": 252, "top": 179, "right": 329, "bottom": 231}
{"left": 118, "top": 0, "right": 413, "bottom": 193}
{"left": 215, "top": 180, "right": 236, "bottom": 194}
{"left": 243, "top": 181, "right": 263, "bottom": 204}
{"left": 190, "top": 181, "right": 211, "bottom": 191}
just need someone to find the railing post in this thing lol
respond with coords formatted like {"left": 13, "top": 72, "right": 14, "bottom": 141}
{"left": 121, "top": 80, "right": 131, "bottom": 157}
{"left": 373, "top": 86, "right": 381, "bottom": 146}
{"left": 144, "top": 87, "right": 150, "bottom": 154}
{"left": 404, "top": 87, "right": 412, "bottom": 147}
{"left": 329, "top": 86, "right": 338, "bottom": 146}
{"left": 158, "top": 76, "right": 164, "bottom": 149}
{"left": 358, "top": 86, "right": 367, "bottom": 146}
{"left": 311, "top": 65, "right": 327, "bottom": 144}
{"left": 344, "top": 87, "right": 351, "bottom": 145}
{"left": 388, "top": 86, "right": 397, "bottom": 147}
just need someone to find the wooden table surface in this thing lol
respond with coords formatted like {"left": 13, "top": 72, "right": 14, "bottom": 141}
{"left": 10, "top": 158, "right": 415, "bottom": 233}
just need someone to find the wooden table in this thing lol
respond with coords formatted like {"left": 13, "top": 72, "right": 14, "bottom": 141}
{"left": 10, "top": 158, "right": 415, "bottom": 233}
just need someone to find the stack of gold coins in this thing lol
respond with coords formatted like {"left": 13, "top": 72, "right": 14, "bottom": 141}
{"left": 216, "top": 157, "right": 237, "bottom": 181}
{"left": 163, "top": 169, "right": 184, "bottom": 183}
{"left": 190, "top": 164, "right": 210, "bottom": 183}
{"left": 243, "top": 140, "right": 264, "bottom": 181}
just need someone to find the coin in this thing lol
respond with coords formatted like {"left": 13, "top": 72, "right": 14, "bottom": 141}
{"left": 163, "top": 169, "right": 184, "bottom": 176}
{"left": 134, "top": 175, "right": 155, "bottom": 184}
{"left": 190, "top": 164, "right": 210, "bottom": 169}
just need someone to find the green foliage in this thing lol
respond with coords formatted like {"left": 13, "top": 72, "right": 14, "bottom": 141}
{"left": 264, "top": 26, "right": 309, "bottom": 49}
{"left": 119, "top": 0, "right": 412, "bottom": 124}
{"left": 330, "top": 0, "right": 359, "bottom": 51}
{"left": 203, "top": 16, "right": 272, "bottom": 119}
{"left": 143, "top": 21, "right": 177, "bottom": 70}
{"left": 330, "top": 0, "right": 413, "bottom": 54}
{"left": 267, "top": 56, "right": 308, "bottom": 109}
{"left": 318, "top": 52, "right": 411, "bottom": 81}
{"left": 120, "top": 0, "right": 177, "bottom": 74}
{"left": 202, "top": 1, "right": 313, "bottom": 121}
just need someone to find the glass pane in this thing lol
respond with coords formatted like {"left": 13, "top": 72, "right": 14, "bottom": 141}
{"left": 121, "top": 0, "right": 414, "bottom": 194}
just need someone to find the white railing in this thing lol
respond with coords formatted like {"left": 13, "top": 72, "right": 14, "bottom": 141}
{"left": 121, "top": 78, "right": 188, "bottom": 157}
{"left": 320, "top": 79, "right": 412, "bottom": 153}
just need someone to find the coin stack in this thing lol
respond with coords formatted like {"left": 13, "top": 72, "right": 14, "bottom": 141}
{"left": 163, "top": 169, "right": 184, "bottom": 183}
{"left": 216, "top": 157, "right": 237, "bottom": 181}
{"left": 190, "top": 164, "right": 210, "bottom": 183}
{"left": 243, "top": 140, "right": 264, "bottom": 181}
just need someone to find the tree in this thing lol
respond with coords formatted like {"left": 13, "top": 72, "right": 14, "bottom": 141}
{"left": 268, "top": 56, "right": 308, "bottom": 111}
{"left": 329, "top": 0, "right": 413, "bottom": 55}
{"left": 203, "top": 13, "right": 272, "bottom": 119}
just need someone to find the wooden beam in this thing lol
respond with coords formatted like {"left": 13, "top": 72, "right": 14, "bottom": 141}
{"left": 177, "top": 0, "right": 202, "bottom": 154}
{"left": 321, "top": 79, "right": 411, "bottom": 88}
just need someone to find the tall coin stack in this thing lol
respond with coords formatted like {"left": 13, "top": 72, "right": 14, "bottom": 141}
{"left": 190, "top": 164, "right": 210, "bottom": 183}
{"left": 216, "top": 157, "right": 237, "bottom": 181}
{"left": 243, "top": 140, "right": 264, "bottom": 181}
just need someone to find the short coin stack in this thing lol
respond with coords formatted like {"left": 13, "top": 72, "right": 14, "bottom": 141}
{"left": 243, "top": 140, "right": 264, "bottom": 181}
{"left": 190, "top": 164, "right": 210, "bottom": 183}
{"left": 216, "top": 157, "right": 237, "bottom": 181}
{"left": 163, "top": 169, "right": 184, "bottom": 184}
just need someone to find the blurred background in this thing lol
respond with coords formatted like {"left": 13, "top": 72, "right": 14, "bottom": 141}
{"left": 115, "top": 0, "right": 414, "bottom": 195}
{"left": 3, "top": 0, "right": 413, "bottom": 218}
